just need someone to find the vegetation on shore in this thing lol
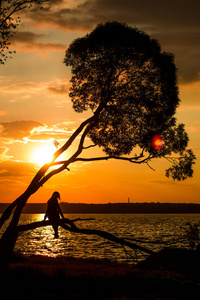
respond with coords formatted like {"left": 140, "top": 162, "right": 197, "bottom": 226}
{"left": 1, "top": 248, "right": 200, "bottom": 299}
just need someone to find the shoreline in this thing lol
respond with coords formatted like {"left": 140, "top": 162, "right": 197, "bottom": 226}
{"left": 2, "top": 202, "right": 200, "bottom": 214}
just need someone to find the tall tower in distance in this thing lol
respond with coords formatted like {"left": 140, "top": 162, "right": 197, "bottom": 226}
{"left": 128, "top": 197, "right": 130, "bottom": 204}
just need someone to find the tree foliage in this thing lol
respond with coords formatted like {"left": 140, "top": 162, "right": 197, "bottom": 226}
{"left": 64, "top": 21, "right": 195, "bottom": 178}
{"left": 0, "top": 0, "right": 49, "bottom": 64}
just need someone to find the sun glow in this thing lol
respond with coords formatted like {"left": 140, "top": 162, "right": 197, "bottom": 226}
{"left": 31, "top": 145, "right": 55, "bottom": 165}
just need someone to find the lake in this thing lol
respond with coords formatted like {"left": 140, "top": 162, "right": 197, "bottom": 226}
{"left": 1, "top": 214, "right": 200, "bottom": 263}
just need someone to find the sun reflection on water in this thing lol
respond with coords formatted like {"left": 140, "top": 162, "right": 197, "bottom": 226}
{"left": 16, "top": 214, "right": 72, "bottom": 258}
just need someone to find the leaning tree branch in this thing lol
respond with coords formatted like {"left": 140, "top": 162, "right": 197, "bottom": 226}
{"left": 17, "top": 218, "right": 153, "bottom": 256}
{"left": 27, "top": 116, "right": 95, "bottom": 189}
{"left": 60, "top": 223, "right": 153, "bottom": 255}
{"left": 37, "top": 125, "right": 91, "bottom": 187}
{"left": 28, "top": 101, "right": 106, "bottom": 190}
{"left": 52, "top": 101, "right": 106, "bottom": 162}
{"left": 37, "top": 104, "right": 105, "bottom": 187}
{"left": 0, "top": 196, "right": 23, "bottom": 229}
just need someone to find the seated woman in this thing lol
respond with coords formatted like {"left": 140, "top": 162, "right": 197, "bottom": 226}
{"left": 44, "top": 191, "right": 64, "bottom": 238}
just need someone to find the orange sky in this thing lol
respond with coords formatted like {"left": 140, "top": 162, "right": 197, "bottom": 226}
{"left": 0, "top": 0, "right": 200, "bottom": 204}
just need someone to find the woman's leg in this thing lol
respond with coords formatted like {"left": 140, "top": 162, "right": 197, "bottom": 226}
{"left": 52, "top": 222, "right": 59, "bottom": 238}
{"left": 49, "top": 214, "right": 59, "bottom": 238}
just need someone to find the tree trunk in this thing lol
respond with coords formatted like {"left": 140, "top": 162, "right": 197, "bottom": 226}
{"left": 0, "top": 192, "right": 30, "bottom": 256}
{"left": 0, "top": 226, "right": 18, "bottom": 257}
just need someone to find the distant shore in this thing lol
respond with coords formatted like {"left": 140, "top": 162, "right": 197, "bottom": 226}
{"left": 1, "top": 202, "right": 200, "bottom": 214}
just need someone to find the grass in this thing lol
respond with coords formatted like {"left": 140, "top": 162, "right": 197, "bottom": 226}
{"left": 1, "top": 249, "right": 200, "bottom": 299}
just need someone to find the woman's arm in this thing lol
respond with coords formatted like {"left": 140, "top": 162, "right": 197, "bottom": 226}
{"left": 56, "top": 200, "right": 64, "bottom": 218}
{"left": 58, "top": 206, "right": 64, "bottom": 218}
{"left": 44, "top": 212, "right": 48, "bottom": 220}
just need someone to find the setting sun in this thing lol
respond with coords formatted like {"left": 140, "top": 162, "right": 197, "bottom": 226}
{"left": 31, "top": 145, "right": 55, "bottom": 165}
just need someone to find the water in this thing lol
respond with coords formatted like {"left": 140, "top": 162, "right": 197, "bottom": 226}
{"left": 1, "top": 214, "right": 200, "bottom": 264}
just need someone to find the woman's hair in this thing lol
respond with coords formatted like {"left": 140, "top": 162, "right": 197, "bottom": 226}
{"left": 52, "top": 191, "right": 60, "bottom": 200}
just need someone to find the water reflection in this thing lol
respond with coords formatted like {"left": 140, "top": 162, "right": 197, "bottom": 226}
{"left": 2, "top": 214, "right": 200, "bottom": 263}
{"left": 17, "top": 214, "right": 72, "bottom": 258}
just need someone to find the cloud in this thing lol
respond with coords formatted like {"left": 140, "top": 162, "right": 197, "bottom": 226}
{"left": 25, "top": 0, "right": 200, "bottom": 83}
{"left": 11, "top": 31, "right": 45, "bottom": 43}
{"left": 149, "top": 178, "right": 196, "bottom": 188}
{"left": 11, "top": 30, "right": 67, "bottom": 55}
{"left": 0, "top": 81, "right": 45, "bottom": 94}
{"left": 0, "top": 120, "right": 76, "bottom": 170}
{"left": 0, "top": 120, "right": 75, "bottom": 145}
{"left": 26, "top": 0, "right": 200, "bottom": 32}
{"left": 25, "top": 1, "right": 98, "bottom": 31}
{"left": 29, "top": 123, "right": 74, "bottom": 141}
{"left": 0, "top": 160, "right": 36, "bottom": 178}
{"left": 179, "top": 82, "right": 200, "bottom": 108}
{"left": 186, "top": 122, "right": 200, "bottom": 133}
{"left": 0, "top": 120, "right": 43, "bottom": 141}
{"left": 0, "top": 79, "right": 69, "bottom": 96}
{"left": 16, "top": 42, "right": 67, "bottom": 53}
{"left": 88, "top": 0, "right": 200, "bottom": 32}
{"left": 0, "top": 147, "right": 13, "bottom": 162}
{"left": 47, "top": 83, "right": 69, "bottom": 95}
{"left": 148, "top": 179, "right": 178, "bottom": 186}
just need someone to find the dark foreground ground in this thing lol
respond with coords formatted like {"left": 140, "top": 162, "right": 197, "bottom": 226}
{"left": 1, "top": 248, "right": 200, "bottom": 299}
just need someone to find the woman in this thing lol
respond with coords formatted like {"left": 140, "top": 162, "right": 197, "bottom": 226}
{"left": 44, "top": 191, "right": 64, "bottom": 238}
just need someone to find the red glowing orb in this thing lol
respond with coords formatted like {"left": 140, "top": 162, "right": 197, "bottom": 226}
{"left": 151, "top": 134, "right": 164, "bottom": 150}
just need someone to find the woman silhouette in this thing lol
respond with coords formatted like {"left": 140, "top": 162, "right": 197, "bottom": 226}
{"left": 44, "top": 191, "right": 64, "bottom": 238}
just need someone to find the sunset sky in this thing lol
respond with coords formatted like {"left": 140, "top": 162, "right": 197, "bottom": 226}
{"left": 0, "top": 0, "right": 200, "bottom": 204}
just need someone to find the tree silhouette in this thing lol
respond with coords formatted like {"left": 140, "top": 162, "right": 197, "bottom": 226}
{"left": 0, "top": 0, "right": 49, "bottom": 64}
{"left": 0, "top": 21, "right": 196, "bottom": 257}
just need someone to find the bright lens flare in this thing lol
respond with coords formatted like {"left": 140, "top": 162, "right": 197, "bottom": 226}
{"left": 151, "top": 134, "right": 164, "bottom": 150}
{"left": 31, "top": 145, "right": 55, "bottom": 165}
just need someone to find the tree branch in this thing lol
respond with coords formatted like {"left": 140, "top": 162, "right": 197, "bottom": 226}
{"left": 60, "top": 223, "right": 153, "bottom": 255}
{"left": 146, "top": 161, "right": 155, "bottom": 171}
{"left": 0, "top": 197, "right": 22, "bottom": 229}
{"left": 74, "top": 154, "right": 151, "bottom": 164}
{"left": 28, "top": 102, "right": 106, "bottom": 190}
{"left": 37, "top": 103, "right": 107, "bottom": 187}
{"left": 0, "top": 0, "right": 49, "bottom": 28}
{"left": 49, "top": 148, "right": 149, "bottom": 167}
{"left": 52, "top": 101, "right": 106, "bottom": 162}
{"left": 17, "top": 218, "right": 95, "bottom": 231}
{"left": 83, "top": 143, "right": 97, "bottom": 150}
{"left": 17, "top": 218, "right": 153, "bottom": 256}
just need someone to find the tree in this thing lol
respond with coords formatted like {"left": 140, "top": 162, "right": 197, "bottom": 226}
{"left": 0, "top": 0, "right": 49, "bottom": 64}
{"left": 0, "top": 21, "right": 196, "bottom": 257}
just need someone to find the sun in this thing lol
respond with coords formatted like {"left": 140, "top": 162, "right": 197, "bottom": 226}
{"left": 31, "top": 145, "right": 55, "bottom": 166}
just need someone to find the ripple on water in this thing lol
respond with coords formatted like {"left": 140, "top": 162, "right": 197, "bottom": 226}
{"left": 1, "top": 213, "right": 200, "bottom": 263}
